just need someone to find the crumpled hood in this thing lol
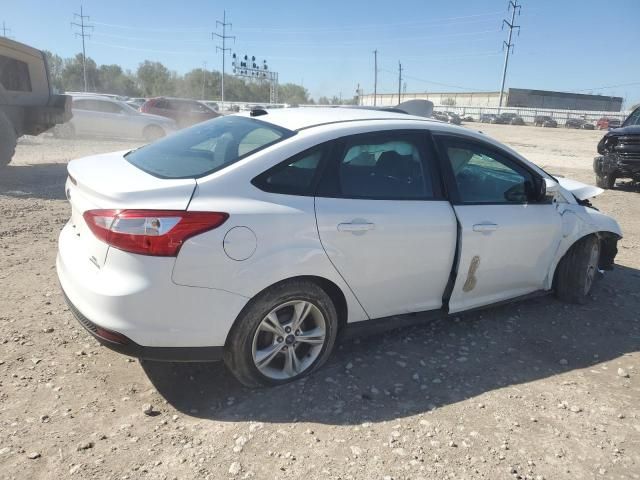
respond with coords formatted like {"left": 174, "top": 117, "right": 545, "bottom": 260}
{"left": 557, "top": 177, "right": 604, "bottom": 201}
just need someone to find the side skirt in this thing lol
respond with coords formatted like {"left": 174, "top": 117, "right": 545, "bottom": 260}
{"left": 340, "top": 290, "right": 550, "bottom": 340}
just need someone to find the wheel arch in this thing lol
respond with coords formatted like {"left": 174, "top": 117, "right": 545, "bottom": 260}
{"left": 224, "top": 274, "right": 349, "bottom": 348}
{"left": 549, "top": 230, "right": 621, "bottom": 289}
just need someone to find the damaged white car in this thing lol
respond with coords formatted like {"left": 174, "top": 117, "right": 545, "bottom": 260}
{"left": 57, "top": 106, "right": 622, "bottom": 387}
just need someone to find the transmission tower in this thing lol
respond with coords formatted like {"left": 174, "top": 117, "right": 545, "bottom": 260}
{"left": 373, "top": 49, "right": 378, "bottom": 106}
{"left": 498, "top": 0, "right": 521, "bottom": 109}
{"left": 71, "top": 5, "right": 94, "bottom": 92}
{"left": 398, "top": 61, "right": 403, "bottom": 104}
{"left": 1, "top": 22, "right": 11, "bottom": 38}
{"left": 213, "top": 10, "right": 235, "bottom": 111}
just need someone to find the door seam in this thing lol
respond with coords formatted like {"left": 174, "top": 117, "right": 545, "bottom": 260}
{"left": 313, "top": 196, "right": 371, "bottom": 320}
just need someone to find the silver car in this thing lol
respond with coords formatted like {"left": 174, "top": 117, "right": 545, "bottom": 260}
{"left": 55, "top": 96, "right": 177, "bottom": 141}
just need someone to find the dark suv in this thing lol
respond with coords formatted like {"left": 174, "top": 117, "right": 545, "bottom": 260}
{"left": 140, "top": 97, "right": 220, "bottom": 128}
{"left": 534, "top": 115, "right": 557, "bottom": 128}
{"left": 593, "top": 106, "right": 640, "bottom": 189}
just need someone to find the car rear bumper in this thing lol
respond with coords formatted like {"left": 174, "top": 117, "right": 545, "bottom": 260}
{"left": 62, "top": 289, "right": 224, "bottom": 361}
{"left": 56, "top": 221, "right": 249, "bottom": 355}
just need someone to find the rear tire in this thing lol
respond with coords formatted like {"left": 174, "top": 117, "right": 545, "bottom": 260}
{"left": 224, "top": 280, "right": 338, "bottom": 388}
{"left": 0, "top": 112, "right": 17, "bottom": 168}
{"left": 143, "top": 125, "right": 165, "bottom": 142}
{"left": 555, "top": 235, "right": 600, "bottom": 304}
{"left": 595, "top": 173, "right": 616, "bottom": 189}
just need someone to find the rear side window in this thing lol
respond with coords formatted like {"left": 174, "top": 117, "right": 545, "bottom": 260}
{"left": 326, "top": 132, "right": 433, "bottom": 200}
{"left": 252, "top": 146, "right": 325, "bottom": 196}
{"left": 0, "top": 55, "right": 32, "bottom": 92}
{"left": 125, "top": 116, "right": 294, "bottom": 179}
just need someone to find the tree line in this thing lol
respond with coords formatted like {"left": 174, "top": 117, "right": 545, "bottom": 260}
{"left": 43, "top": 51, "right": 356, "bottom": 105}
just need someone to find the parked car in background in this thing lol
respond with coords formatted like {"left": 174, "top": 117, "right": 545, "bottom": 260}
{"left": 534, "top": 115, "right": 558, "bottom": 128}
{"left": 565, "top": 118, "right": 595, "bottom": 130}
{"left": 593, "top": 105, "right": 640, "bottom": 188}
{"left": 57, "top": 107, "right": 621, "bottom": 387}
{"left": 140, "top": 97, "right": 220, "bottom": 128}
{"left": 127, "top": 97, "right": 147, "bottom": 109}
{"left": 54, "top": 95, "right": 176, "bottom": 141}
{"left": 203, "top": 101, "right": 219, "bottom": 111}
{"left": 432, "top": 111, "right": 448, "bottom": 122}
{"left": 444, "top": 111, "right": 462, "bottom": 125}
{"left": 67, "top": 92, "right": 129, "bottom": 102}
{"left": 596, "top": 117, "right": 622, "bottom": 130}
{"left": 1, "top": 37, "right": 71, "bottom": 167}
{"left": 499, "top": 113, "right": 525, "bottom": 125}
{"left": 480, "top": 113, "right": 505, "bottom": 124}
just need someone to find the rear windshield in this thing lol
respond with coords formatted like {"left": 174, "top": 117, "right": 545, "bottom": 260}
{"left": 125, "top": 116, "right": 294, "bottom": 179}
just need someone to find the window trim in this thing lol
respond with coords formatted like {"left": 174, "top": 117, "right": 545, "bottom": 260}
{"left": 433, "top": 133, "right": 546, "bottom": 206}
{"left": 251, "top": 142, "right": 330, "bottom": 196}
{"left": 315, "top": 129, "right": 444, "bottom": 201}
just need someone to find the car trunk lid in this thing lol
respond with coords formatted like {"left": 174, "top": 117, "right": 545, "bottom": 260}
{"left": 66, "top": 150, "right": 196, "bottom": 268}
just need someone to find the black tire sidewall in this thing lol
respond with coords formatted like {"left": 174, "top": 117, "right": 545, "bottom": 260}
{"left": 0, "top": 112, "right": 17, "bottom": 168}
{"left": 225, "top": 280, "right": 338, "bottom": 388}
{"left": 144, "top": 125, "right": 164, "bottom": 142}
{"left": 555, "top": 235, "right": 600, "bottom": 304}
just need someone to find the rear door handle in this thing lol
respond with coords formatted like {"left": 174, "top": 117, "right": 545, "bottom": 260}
{"left": 472, "top": 223, "right": 498, "bottom": 232}
{"left": 337, "top": 222, "right": 375, "bottom": 232}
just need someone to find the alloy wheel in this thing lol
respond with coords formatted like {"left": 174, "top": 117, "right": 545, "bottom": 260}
{"left": 251, "top": 300, "right": 327, "bottom": 380}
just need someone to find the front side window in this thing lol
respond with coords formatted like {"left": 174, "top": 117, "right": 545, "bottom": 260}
{"left": 440, "top": 138, "right": 535, "bottom": 204}
{"left": 333, "top": 133, "right": 433, "bottom": 199}
{"left": 0, "top": 55, "right": 32, "bottom": 92}
{"left": 126, "top": 116, "right": 294, "bottom": 179}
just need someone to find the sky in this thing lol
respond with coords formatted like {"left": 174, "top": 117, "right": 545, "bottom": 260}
{"left": 2, "top": 0, "right": 640, "bottom": 106}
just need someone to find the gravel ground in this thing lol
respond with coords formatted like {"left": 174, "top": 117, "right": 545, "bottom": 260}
{"left": 0, "top": 125, "right": 639, "bottom": 480}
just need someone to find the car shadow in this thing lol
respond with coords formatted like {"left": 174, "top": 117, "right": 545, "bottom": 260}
{"left": 142, "top": 264, "right": 640, "bottom": 425}
{"left": 0, "top": 163, "right": 68, "bottom": 200}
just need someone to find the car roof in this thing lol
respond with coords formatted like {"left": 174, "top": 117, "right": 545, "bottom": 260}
{"left": 236, "top": 107, "right": 438, "bottom": 131}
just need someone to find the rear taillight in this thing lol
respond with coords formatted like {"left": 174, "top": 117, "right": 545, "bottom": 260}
{"left": 83, "top": 210, "right": 228, "bottom": 257}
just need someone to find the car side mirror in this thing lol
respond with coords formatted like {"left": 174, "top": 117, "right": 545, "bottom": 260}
{"left": 542, "top": 178, "right": 560, "bottom": 200}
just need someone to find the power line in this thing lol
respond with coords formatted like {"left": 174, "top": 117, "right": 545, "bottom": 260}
{"left": 71, "top": 5, "right": 94, "bottom": 92}
{"left": 498, "top": 0, "right": 521, "bottom": 108}
{"left": 213, "top": 10, "right": 235, "bottom": 110}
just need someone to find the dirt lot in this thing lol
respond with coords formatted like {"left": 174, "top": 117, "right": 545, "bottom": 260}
{"left": 1, "top": 124, "right": 639, "bottom": 480}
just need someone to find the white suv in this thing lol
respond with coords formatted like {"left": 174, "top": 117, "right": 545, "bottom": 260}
{"left": 57, "top": 107, "right": 621, "bottom": 387}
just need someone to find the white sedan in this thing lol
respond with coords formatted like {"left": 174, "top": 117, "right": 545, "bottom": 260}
{"left": 57, "top": 107, "right": 622, "bottom": 387}
{"left": 55, "top": 95, "right": 177, "bottom": 141}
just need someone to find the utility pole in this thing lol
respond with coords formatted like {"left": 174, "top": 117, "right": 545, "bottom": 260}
{"left": 201, "top": 61, "right": 207, "bottom": 100}
{"left": 373, "top": 49, "right": 378, "bottom": 106}
{"left": 213, "top": 10, "right": 235, "bottom": 111}
{"left": 398, "top": 61, "right": 403, "bottom": 104}
{"left": 1, "top": 22, "right": 11, "bottom": 38}
{"left": 71, "top": 6, "right": 94, "bottom": 92}
{"left": 498, "top": 0, "right": 521, "bottom": 109}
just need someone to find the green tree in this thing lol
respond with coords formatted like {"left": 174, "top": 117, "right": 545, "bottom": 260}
{"left": 61, "top": 53, "right": 99, "bottom": 92}
{"left": 277, "top": 83, "right": 310, "bottom": 105}
{"left": 98, "top": 64, "right": 140, "bottom": 96}
{"left": 136, "top": 61, "right": 173, "bottom": 97}
{"left": 42, "top": 50, "right": 64, "bottom": 92}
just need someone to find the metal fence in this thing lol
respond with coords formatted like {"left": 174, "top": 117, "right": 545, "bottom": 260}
{"left": 419, "top": 105, "right": 629, "bottom": 127}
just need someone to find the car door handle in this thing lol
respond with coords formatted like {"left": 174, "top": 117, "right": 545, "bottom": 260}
{"left": 472, "top": 223, "right": 499, "bottom": 232}
{"left": 337, "top": 222, "right": 375, "bottom": 232}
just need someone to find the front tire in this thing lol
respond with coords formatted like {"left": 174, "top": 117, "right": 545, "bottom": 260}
{"left": 555, "top": 235, "right": 601, "bottom": 304}
{"left": 224, "top": 280, "right": 338, "bottom": 388}
{"left": 143, "top": 125, "right": 165, "bottom": 142}
{"left": 595, "top": 172, "right": 616, "bottom": 189}
{"left": 0, "top": 112, "right": 17, "bottom": 168}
